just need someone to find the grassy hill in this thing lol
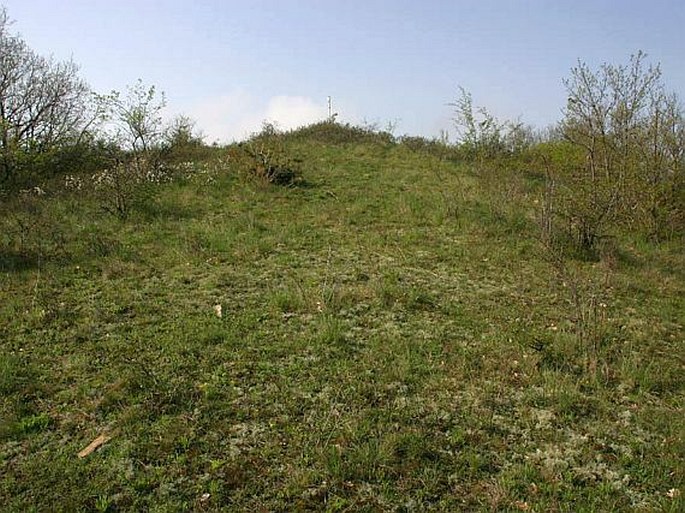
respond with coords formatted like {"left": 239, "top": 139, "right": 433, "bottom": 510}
{"left": 1, "top": 129, "right": 683, "bottom": 512}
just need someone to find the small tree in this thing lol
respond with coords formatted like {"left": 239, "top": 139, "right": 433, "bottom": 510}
{"left": 163, "top": 114, "right": 205, "bottom": 163}
{"left": 165, "top": 115, "right": 203, "bottom": 149}
{"left": 92, "top": 81, "right": 168, "bottom": 219}
{"left": 559, "top": 51, "right": 684, "bottom": 247}
{"left": 449, "top": 87, "right": 531, "bottom": 161}
{"left": 635, "top": 88, "right": 685, "bottom": 238}
{"left": 0, "top": 7, "right": 92, "bottom": 181}
{"left": 104, "top": 79, "right": 166, "bottom": 155}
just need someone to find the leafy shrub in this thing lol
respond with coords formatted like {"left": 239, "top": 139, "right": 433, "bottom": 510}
{"left": 533, "top": 141, "right": 609, "bottom": 255}
{"left": 229, "top": 123, "right": 301, "bottom": 186}
{"left": 91, "top": 154, "right": 170, "bottom": 219}
{"left": 560, "top": 52, "right": 684, "bottom": 245}
{"left": 450, "top": 87, "right": 534, "bottom": 161}
{"left": 162, "top": 115, "right": 210, "bottom": 164}
{"left": 0, "top": 189, "right": 72, "bottom": 269}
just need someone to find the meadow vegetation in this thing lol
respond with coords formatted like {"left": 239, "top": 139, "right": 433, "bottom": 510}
{"left": 1, "top": 8, "right": 683, "bottom": 512}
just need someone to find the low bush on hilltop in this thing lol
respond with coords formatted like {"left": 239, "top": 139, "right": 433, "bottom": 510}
{"left": 286, "top": 119, "right": 396, "bottom": 146}
{"left": 228, "top": 123, "right": 301, "bottom": 187}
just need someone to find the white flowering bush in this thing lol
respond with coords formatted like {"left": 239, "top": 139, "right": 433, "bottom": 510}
{"left": 92, "top": 156, "right": 170, "bottom": 219}
{"left": 168, "top": 158, "right": 227, "bottom": 185}
{"left": 63, "top": 175, "right": 83, "bottom": 191}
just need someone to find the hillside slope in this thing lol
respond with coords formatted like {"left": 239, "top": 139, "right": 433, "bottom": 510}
{"left": 1, "top": 138, "right": 683, "bottom": 512}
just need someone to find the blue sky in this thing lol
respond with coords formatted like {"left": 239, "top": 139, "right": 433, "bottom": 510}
{"left": 3, "top": 0, "right": 684, "bottom": 142}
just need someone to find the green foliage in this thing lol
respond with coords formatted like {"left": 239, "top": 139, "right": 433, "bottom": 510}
{"left": 285, "top": 119, "right": 396, "bottom": 146}
{"left": 163, "top": 115, "right": 208, "bottom": 163}
{"left": 558, "top": 52, "right": 685, "bottom": 249}
{"left": 0, "top": 190, "right": 73, "bottom": 270}
{"left": 83, "top": 81, "right": 173, "bottom": 218}
{"left": 102, "top": 80, "right": 167, "bottom": 154}
{"left": 398, "top": 134, "right": 460, "bottom": 161}
{"left": 228, "top": 123, "right": 301, "bottom": 186}
{"left": 450, "top": 87, "right": 533, "bottom": 161}
{"left": 90, "top": 156, "right": 170, "bottom": 219}
{"left": 534, "top": 141, "right": 604, "bottom": 253}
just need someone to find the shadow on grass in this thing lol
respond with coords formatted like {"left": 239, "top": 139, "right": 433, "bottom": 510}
{"left": 0, "top": 249, "right": 45, "bottom": 272}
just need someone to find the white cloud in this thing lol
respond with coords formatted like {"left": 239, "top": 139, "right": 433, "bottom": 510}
{"left": 182, "top": 91, "right": 255, "bottom": 144}
{"left": 184, "top": 92, "right": 327, "bottom": 144}
{"left": 262, "top": 96, "right": 326, "bottom": 131}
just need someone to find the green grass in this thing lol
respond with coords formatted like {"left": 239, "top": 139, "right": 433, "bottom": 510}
{"left": 1, "top": 138, "right": 683, "bottom": 512}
